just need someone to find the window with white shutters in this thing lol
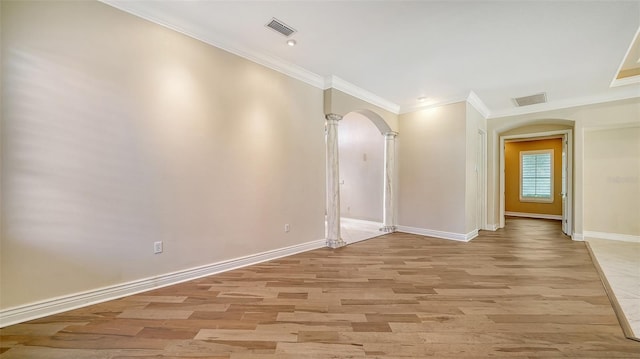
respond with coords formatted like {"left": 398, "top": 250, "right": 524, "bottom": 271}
{"left": 519, "top": 149, "right": 554, "bottom": 203}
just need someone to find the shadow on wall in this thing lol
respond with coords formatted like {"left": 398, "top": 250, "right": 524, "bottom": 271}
{"left": 338, "top": 112, "right": 384, "bottom": 222}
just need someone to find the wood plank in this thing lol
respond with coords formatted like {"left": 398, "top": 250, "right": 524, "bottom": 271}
{"left": 1, "top": 218, "right": 638, "bottom": 357}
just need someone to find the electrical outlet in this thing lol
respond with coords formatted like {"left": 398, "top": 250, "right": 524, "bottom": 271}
{"left": 153, "top": 241, "right": 163, "bottom": 254}
{"left": 284, "top": 224, "right": 290, "bottom": 233}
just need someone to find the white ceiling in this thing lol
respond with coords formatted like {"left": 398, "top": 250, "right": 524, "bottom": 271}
{"left": 103, "top": 1, "right": 640, "bottom": 118}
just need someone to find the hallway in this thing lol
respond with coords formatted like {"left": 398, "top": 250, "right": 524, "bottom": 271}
{"left": 1, "top": 218, "right": 638, "bottom": 358}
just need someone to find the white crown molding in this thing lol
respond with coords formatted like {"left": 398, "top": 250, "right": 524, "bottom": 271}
{"left": 101, "top": 1, "right": 639, "bottom": 122}
{"left": 610, "top": 25, "right": 640, "bottom": 88}
{"left": 397, "top": 225, "right": 477, "bottom": 242}
{"left": 584, "top": 231, "right": 640, "bottom": 243}
{"left": 583, "top": 121, "right": 640, "bottom": 131}
{"left": 325, "top": 76, "right": 400, "bottom": 114}
{"left": 488, "top": 87, "right": 640, "bottom": 119}
{"left": 100, "top": 1, "right": 325, "bottom": 89}
{"left": 0, "top": 238, "right": 325, "bottom": 328}
{"left": 397, "top": 91, "right": 490, "bottom": 118}
{"left": 399, "top": 95, "right": 469, "bottom": 114}
{"left": 610, "top": 75, "right": 640, "bottom": 88}
{"left": 466, "top": 91, "right": 491, "bottom": 118}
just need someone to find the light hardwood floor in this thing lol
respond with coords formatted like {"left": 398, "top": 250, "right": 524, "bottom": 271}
{"left": 1, "top": 218, "right": 639, "bottom": 358}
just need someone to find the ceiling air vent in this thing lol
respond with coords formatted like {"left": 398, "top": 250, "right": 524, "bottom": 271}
{"left": 513, "top": 93, "right": 547, "bottom": 107}
{"left": 266, "top": 18, "right": 296, "bottom": 37}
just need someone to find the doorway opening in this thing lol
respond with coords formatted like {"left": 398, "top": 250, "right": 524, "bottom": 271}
{"left": 499, "top": 129, "right": 573, "bottom": 236}
{"left": 324, "top": 109, "right": 396, "bottom": 247}
{"left": 338, "top": 112, "right": 385, "bottom": 243}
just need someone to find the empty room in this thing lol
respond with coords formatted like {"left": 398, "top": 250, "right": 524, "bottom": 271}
{"left": 1, "top": 1, "right": 639, "bottom": 358}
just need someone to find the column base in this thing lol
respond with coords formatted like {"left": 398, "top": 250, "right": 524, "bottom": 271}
{"left": 379, "top": 226, "right": 397, "bottom": 233}
{"left": 326, "top": 238, "right": 346, "bottom": 249}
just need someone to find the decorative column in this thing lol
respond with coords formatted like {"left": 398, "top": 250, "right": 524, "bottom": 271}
{"left": 381, "top": 131, "right": 398, "bottom": 232}
{"left": 325, "top": 113, "right": 346, "bottom": 248}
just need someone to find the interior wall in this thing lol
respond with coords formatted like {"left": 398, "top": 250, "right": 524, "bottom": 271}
{"left": 338, "top": 112, "right": 384, "bottom": 222}
{"left": 465, "top": 103, "right": 487, "bottom": 233}
{"left": 398, "top": 102, "right": 467, "bottom": 234}
{"left": 486, "top": 97, "right": 640, "bottom": 237}
{"left": 505, "top": 138, "right": 563, "bottom": 216}
{"left": 584, "top": 126, "right": 640, "bottom": 236}
{"left": 1, "top": 1, "right": 325, "bottom": 309}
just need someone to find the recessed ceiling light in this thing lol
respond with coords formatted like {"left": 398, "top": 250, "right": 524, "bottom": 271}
{"left": 287, "top": 39, "right": 297, "bottom": 47}
{"left": 418, "top": 97, "right": 427, "bottom": 102}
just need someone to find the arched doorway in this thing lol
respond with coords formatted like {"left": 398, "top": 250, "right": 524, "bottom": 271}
{"left": 325, "top": 109, "right": 397, "bottom": 248}
{"left": 338, "top": 112, "right": 384, "bottom": 243}
{"left": 496, "top": 120, "right": 575, "bottom": 236}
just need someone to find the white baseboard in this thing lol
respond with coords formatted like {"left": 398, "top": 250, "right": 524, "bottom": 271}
{"left": 485, "top": 223, "right": 499, "bottom": 231}
{"left": 505, "top": 211, "right": 562, "bottom": 220}
{"left": 572, "top": 233, "right": 585, "bottom": 241}
{"left": 341, "top": 217, "right": 383, "bottom": 228}
{"left": 397, "top": 225, "right": 477, "bottom": 242}
{"left": 0, "top": 238, "right": 326, "bottom": 328}
{"left": 584, "top": 231, "right": 640, "bottom": 243}
{"left": 466, "top": 229, "right": 479, "bottom": 241}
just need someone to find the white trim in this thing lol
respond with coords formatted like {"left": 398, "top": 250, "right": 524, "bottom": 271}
{"left": 583, "top": 121, "right": 640, "bottom": 131}
{"left": 489, "top": 88, "right": 640, "bottom": 119}
{"left": 325, "top": 76, "right": 400, "bottom": 114}
{"left": 399, "top": 95, "right": 468, "bottom": 114}
{"left": 466, "top": 229, "right": 479, "bottom": 241}
{"left": 97, "top": 2, "right": 640, "bottom": 120}
{"left": 0, "top": 238, "right": 325, "bottom": 328}
{"left": 486, "top": 223, "right": 499, "bottom": 231}
{"left": 341, "top": 217, "right": 384, "bottom": 227}
{"left": 610, "top": 75, "right": 640, "bottom": 88}
{"left": 505, "top": 211, "right": 562, "bottom": 220}
{"left": 467, "top": 91, "right": 491, "bottom": 118}
{"left": 100, "top": 1, "right": 325, "bottom": 89}
{"left": 610, "top": 26, "right": 640, "bottom": 88}
{"left": 572, "top": 233, "right": 585, "bottom": 241}
{"left": 584, "top": 231, "right": 640, "bottom": 243}
{"left": 397, "top": 225, "right": 477, "bottom": 242}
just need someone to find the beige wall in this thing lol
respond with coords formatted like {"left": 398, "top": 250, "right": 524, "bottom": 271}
{"left": 584, "top": 126, "right": 640, "bottom": 236}
{"left": 1, "top": 1, "right": 325, "bottom": 309}
{"left": 338, "top": 112, "right": 384, "bottom": 222}
{"left": 505, "top": 138, "right": 563, "bottom": 216}
{"left": 398, "top": 103, "right": 467, "bottom": 234}
{"left": 324, "top": 88, "right": 399, "bottom": 132}
{"left": 487, "top": 97, "right": 640, "bottom": 237}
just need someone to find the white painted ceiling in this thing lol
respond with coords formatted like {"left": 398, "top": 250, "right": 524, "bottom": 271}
{"left": 104, "top": 1, "right": 640, "bottom": 118}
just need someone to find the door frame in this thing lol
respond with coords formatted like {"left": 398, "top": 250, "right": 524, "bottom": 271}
{"left": 499, "top": 129, "right": 573, "bottom": 236}
{"left": 477, "top": 129, "right": 487, "bottom": 231}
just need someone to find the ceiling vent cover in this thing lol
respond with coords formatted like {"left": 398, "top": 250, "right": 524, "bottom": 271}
{"left": 266, "top": 18, "right": 296, "bottom": 37}
{"left": 513, "top": 93, "right": 547, "bottom": 107}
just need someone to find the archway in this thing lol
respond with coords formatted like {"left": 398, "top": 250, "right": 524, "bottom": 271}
{"left": 325, "top": 110, "right": 397, "bottom": 248}
{"left": 492, "top": 119, "right": 575, "bottom": 236}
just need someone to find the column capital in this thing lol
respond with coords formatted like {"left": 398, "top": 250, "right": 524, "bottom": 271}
{"left": 384, "top": 131, "right": 399, "bottom": 138}
{"left": 325, "top": 113, "right": 343, "bottom": 122}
